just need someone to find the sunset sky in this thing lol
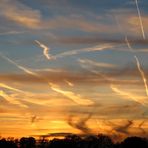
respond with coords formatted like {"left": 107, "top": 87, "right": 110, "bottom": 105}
{"left": 0, "top": 0, "right": 148, "bottom": 140}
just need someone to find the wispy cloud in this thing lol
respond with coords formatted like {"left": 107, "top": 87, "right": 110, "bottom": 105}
{"left": 0, "top": 83, "right": 23, "bottom": 93}
{"left": 0, "top": 30, "right": 26, "bottom": 36}
{"left": 34, "top": 40, "right": 116, "bottom": 61}
{"left": 110, "top": 85, "right": 147, "bottom": 105}
{"left": 135, "top": 0, "right": 145, "bottom": 39}
{"left": 0, "top": 90, "right": 27, "bottom": 108}
{"left": 0, "top": 0, "right": 42, "bottom": 29}
{"left": 54, "top": 44, "right": 114, "bottom": 59}
{"left": 78, "top": 58, "right": 117, "bottom": 68}
{"left": 64, "top": 80, "right": 74, "bottom": 87}
{"left": 125, "top": 38, "right": 148, "bottom": 99}
{"left": 0, "top": 54, "right": 38, "bottom": 77}
{"left": 0, "top": 54, "right": 94, "bottom": 106}
{"left": 50, "top": 83, "right": 94, "bottom": 106}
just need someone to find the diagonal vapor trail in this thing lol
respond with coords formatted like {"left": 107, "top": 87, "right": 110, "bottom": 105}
{"left": 110, "top": 84, "right": 145, "bottom": 105}
{"left": 0, "top": 83, "right": 24, "bottom": 93}
{"left": 125, "top": 38, "right": 148, "bottom": 97}
{"left": 79, "top": 52, "right": 147, "bottom": 105}
{"left": 135, "top": 0, "right": 145, "bottom": 40}
{"left": 0, "top": 54, "right": 39, "bottom": 77}
{"left": 50, "top": 83, "right": 94, "bottom": 106}
{"left": 0, "top": 90, "right": 28, "bottom": 108}
{"left": 53, "top": 44, "right": 114, "bottom": 59}
{"left": 134, "top": 56, "right": 148, "bottom": 97}
{"left": 0, "top": 54, "right": 93, "bottom": 106}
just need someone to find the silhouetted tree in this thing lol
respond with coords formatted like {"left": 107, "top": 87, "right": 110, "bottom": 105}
{"left": 0, "top": 138, "right": 17, "bottom": 148}
{"left": 120, "top": 136, "right": 148, "bottom": 148}
{"left": 20, "top": 137, "right": 36, "bottom": 148}
{"left": 0, "top": 135, "right": 148, "bottom": 148}
{"left": 97, "top": 134, "right": 114, "bottom": 148}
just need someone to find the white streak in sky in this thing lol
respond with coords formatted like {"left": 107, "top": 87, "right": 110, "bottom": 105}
{"left": 64, "top": 80, "right": 74, "bottom": 87}
{"left": 34, "top": 41, "right": 116, "bottom": 60}
{"left": 134, "top": 56, "right": 148, "bottom": 97}
{"left": 110, "top": 85, "right": 145, "bottom": 105}
{"left": 0, "top": 54, "right": 39, "bottom": 77}
{"left": 49, "top": 83, "right": 94, "bottom": 106}
{"left": 78, "top": 58, "right": 117, "bottom": 68}
{"left": 0, "top": 54, "right": 93, "bottom": 106}
{"left": 0, "top": 83, "right": 23, "bottom": 93}
{"left": 0, "top": 90, "right": 28, "bottom": 108}
{"left": 135, "top": 0, "right": 145, "bottom": 39}
{"left": 125, "top": 37, "right": 148, "bottom": 98}
{"left": 54, "top": 44, "right": 114, "bottom": 59}
{"left": 35, "top": 40, "right": 52, "bottom": 60}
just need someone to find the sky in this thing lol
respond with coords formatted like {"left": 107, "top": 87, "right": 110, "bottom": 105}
{"left": 0, "top": 0, "right": 148, "bottom": 141}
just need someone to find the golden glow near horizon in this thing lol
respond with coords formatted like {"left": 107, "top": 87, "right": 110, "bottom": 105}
{"left": 0, "top": 0, "right": 148, "bottom": 141}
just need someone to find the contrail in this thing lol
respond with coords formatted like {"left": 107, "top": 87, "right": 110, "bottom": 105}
{"left": 35, "top": 40, "right": 52, "bottom": 60}
{"left": 78, "top": 58, "right": 117, "bottom": 68}
{"left": 0, "top": 54, "right": 93, "bottom": 106}
{"left": 125, "top": 37, "right": 134, "bottom": 52}
{"left": 0, "top": 90, "right": 27, "bottom": 108}
{"left": 135, "top": 0, "right": 145, "bottom": 40}
{"left": 50, "top": 83, "right": 94, "bottom": 106}
{"left": 134, "top": 56, "right": 148, "bottom": 97}
{"left": 0, "top": 83, "right": 24, "bottom": 93}
{"left": 0, "top": 54, "right": 39, "bottom": 77}
{"left": 79, "top": 58, "right": 147, "bottom": 105}
{"left": 54, "top": 44, "right": 114, "bottom": 59}
{"left": 125, "top": 38, "right": 148, "bottom": 97}
{"left": 34, "top": 41, "right": 116, "bottom": 60}
{"left": 110, "top": 85, "right": 145, "bottom": 105}
{"left": 64, "top": 80, "right": 74, "bottom": 87}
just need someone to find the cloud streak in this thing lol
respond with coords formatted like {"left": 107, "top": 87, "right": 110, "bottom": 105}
{"left": 110, "top": 85, "right": 146, "bottom": 105}
{"left": 134, "top": 56, "right": 148, "bottom": 97}
{"left": 35, "top": 40, "right": 52, "bottom": 60}
{"left": 135, "top": 0, "right": 145, "bottom": 39}
{"left": 0, "top": 54, "right": 94, "bottom": 106}
{"left": 0, "top": 0, "right": 41, "bottom": 29}
{"left": 50, "top": 83, "right": 94, "bottom": 106}
{"left": 125, "top": 38, "right": 148, "bottom": 98}
{"left": 78, "top": 58, "right": 117, "bottom": 68}
{"left": 0, "top": 90, "right": 27, "bottom": 108}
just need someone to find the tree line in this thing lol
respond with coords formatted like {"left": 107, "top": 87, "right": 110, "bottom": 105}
{"left": 0, "top": 134, "right": 148, "bottom": 148}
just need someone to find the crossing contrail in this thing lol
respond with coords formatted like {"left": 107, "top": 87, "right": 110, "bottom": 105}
{"left": 34, "top": 41, "right": 116, "bottom": 61}
{"left": 135, "top": 0, "right": 145, "bottom": 40}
